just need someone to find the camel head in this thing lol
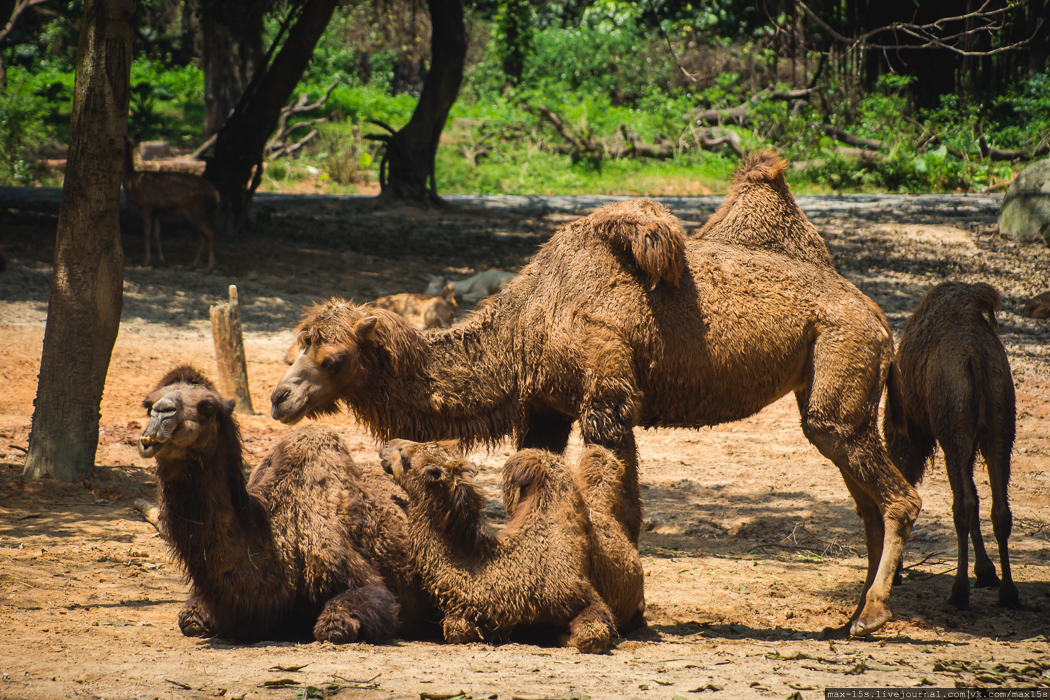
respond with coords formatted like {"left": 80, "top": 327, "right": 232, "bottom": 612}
{"left": 379, "top": 439, "right": 485, "bottom": 545}
{"left": 270, "top": 300, "right": 426, "bottom": 424}
{"left": 379, "top": 439, "right": 477, "bottom": 499}
{"left": 139, "top": 366, "right": 236, "bottom": 464}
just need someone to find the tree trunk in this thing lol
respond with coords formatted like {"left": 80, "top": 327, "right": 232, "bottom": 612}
{"left": 200, "top": 0, "right": 265, "bottom": 140}
{"left": 24, "top": 0, "right": 132, "bottom": 481}
{"left": 203, "top": 0, "right": 338, "bottom": 231}
{"left": 376, "top": 0, "right": 466, "bottom": 204}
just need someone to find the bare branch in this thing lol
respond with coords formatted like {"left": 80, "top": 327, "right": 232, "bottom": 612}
{"left": 797, "top": 0, "right": 1041, "bottom": 58}
{"left": 823, "top": 125, "right": 885, "bottom": 151}
{"left": 265, "top": 81, "right": 338, "bottom": 159}
{"left": 0, "top": 0, "right": 48, "bottom": 45}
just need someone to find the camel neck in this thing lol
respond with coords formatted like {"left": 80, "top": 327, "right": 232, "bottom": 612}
{"left": 355, "top": 311, "right": 518, "bottom": 447}
{"left": 157, "top": 450, "right": 270, "bottom": 582}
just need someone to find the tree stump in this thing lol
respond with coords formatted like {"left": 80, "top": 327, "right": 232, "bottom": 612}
{"left": 210, "top": 285, "right": 255, "bottom": 414}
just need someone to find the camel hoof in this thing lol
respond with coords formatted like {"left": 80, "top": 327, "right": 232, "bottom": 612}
{"left": 177, "top": 608, "right": 213, "bottom": 638}
{"left": 566, "top": 622, "right": 612, "bottom": 654}
{"left": 997, "top": 583, "right": 1022, "bottom": 610}
{"left": 314, "top": 614, "right": 360, "bottom": 644}
{"left": 442, "top": 617, "right": 483, "bottom": 645}
{"left": 948, "top": 581, "right": 971, "bottom": 610}
{"left": 820, "top": 624, "right": 852, "bottom": 641}
{"left": 974, "top": 569, "right": 1001, "bottom": 589}
{"left": 850, "top": 604, "right": 892, "bottom": 638}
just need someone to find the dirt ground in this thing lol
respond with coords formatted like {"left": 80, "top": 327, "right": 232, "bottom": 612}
{"left": 1, "top": 190, "right": 1049, "bottom": 700}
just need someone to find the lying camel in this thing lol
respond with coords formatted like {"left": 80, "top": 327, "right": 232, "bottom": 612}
{"left": 271, "top": 162, "right": 920, "bottom": 639}
{"left": 884, "top": 282, "right": 1020, "bottom": 610}
{"left": 140, "top": 365, "right": 431, "bottom": 642}
{"left": 369, "top": 283, "right": 458, "bottom": 329}
{"left": 380, "top": 440, "right": 638, "bottom": 652}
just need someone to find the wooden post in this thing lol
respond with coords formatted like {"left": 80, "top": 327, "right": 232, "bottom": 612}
{"left": 210, "top": 285, "right": 255, "bottom": 414}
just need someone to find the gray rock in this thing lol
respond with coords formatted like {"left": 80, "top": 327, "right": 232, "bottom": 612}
{"left": 998, "top": 157, "right": 1050, "bottom": 244}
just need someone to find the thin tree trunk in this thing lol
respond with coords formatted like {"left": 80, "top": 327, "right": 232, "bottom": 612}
{"left": 24, "top": 0, "right": 132, "bottom": 481}
{"left": 204, "top": 0, "right": 338, "bottom": 231}
{"left": 375, "top": 0, "right": 466, "bottom": 204}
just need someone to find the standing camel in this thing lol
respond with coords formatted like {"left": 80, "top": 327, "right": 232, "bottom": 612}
{"left": 270, "top": 163, "right": 920, "bottom": 639}
{"left": 884, "top": 282, "right": 1019, "bottom": 610}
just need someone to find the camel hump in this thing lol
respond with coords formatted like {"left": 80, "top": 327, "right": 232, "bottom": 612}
{"left": 501, "top": 449, "right": 555, "bottom": 496}
{"left": 151, "top": 364, "right": 216, "bottom": 392}
{"left": 735, "top": 149, "right": 789, "bottom": 188}
{"left": 584, "top": 199, "right": 686, "bottom": 288}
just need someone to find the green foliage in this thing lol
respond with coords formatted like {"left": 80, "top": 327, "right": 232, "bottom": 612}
{"left": 0, "top": 69, "right": 52, "bottom": 186}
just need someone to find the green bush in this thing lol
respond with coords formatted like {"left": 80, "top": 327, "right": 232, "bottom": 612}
{"left": 0, "top": 69, "right": 52, "bottom": 185}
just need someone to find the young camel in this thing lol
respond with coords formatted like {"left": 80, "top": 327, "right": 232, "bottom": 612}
{"left": 380, "top": 440, "right": 641, "bottom": 652}
{"left": 271, "top": 169, "right": 920, "bottom": 639}
{"left": 140, "top": 365, "right": 431, "bottom": 642}
{"left": 122, "top": 138, "right": 220, "bottom": 271}
{"left": 884, "top": 282, "right": 1020, "bottom": 610}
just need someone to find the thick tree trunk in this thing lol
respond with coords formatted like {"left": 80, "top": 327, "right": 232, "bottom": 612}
{"left": 200, "top": 0, "right": 264, "bottom": 140}
{"left": 204, "top": 0, "right": 338, "bottom": 231}
{"left": 376, "top": 0, "right": 466, "bottom": 204}
{"left": 24, "top": 0, "right": 132, "bottom": 481}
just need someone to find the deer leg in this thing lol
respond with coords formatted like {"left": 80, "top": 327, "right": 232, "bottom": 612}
{"left": 191, "top": 214, "right": 217, "bottom": 272}
{"left": 313, "top": 583, "right": 398, "bottom": 644}
{"left": 177, "top": 595, "right": 215, "bottom": 638}
{"left": 981, "top": 435, "right": 1020, "bottom": 609}
{"left": 142, "top": 211, "right": 153, "bottom": 266}
{"left": 152, "top": 216, "right": 165, "bottom": 265}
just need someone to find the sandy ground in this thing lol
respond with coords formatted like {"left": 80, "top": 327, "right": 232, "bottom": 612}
{"left": 0, "top": 191, "right": 1049, "bottom": 700}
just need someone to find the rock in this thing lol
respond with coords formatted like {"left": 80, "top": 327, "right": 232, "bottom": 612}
{"left": 1025, "top": 291, "right": 1050, "bottom": 319}
{"left": 138, "top": 141, "right": 171, "bottom": 160}
{"left": 998, "top": 158, "right": 1050, "bottom": 244}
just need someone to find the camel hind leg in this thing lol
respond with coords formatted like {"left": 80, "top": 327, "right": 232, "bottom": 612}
{"left": 313, "top": 583, "right": 399, "bottom": 644}
{"left": 797, "top": 332, "right": 921, "bottom": 639}
{"left": 980, "top": 428, "right": 1020, "bottom": 608}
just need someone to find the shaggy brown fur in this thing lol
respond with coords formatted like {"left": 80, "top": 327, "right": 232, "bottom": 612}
{"left": 884, "top": 282, "right": 1019, "bottom": 610}
{"left": 379, "top": 440, "right": 623, "bottom": 652}
{"left": 1024, "top": 291, "right": 1050, "bottom": 319}
{"left": 140, "top": 365, "right": 431, "bottom": 643}
{"left": 368, "top": 283, "right": 458, "bottom": 329}
{"left": 122, "top": 138, "right": 220, "bottom": 271}
{"left": 271, "top": 187, "right": 920, "bottom": 638}
{"left": 695, "top": 150, "right": 833, "bottom": 268}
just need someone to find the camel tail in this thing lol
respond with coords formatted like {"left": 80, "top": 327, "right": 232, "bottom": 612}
{"left": 586, "top": 200, "right": 687, "bottom": 288}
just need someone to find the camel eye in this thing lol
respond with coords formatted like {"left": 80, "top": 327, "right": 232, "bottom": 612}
{"left": 424, "top": 466, "right": 443, "bottom": 483}
{"left": 197, "top": 398, "right": 216, "bottom": 416}
{"left": 320, "top": 355, "right": 342, "bottom": 373}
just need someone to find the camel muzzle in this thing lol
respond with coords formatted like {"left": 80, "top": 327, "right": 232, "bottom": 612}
{"left": 139, "top": 397, "right": 178, "bottom": 457}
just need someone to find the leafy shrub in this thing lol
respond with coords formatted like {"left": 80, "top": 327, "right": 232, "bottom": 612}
{"left": 0, "top": 70, "right": 51, "bottom": 185}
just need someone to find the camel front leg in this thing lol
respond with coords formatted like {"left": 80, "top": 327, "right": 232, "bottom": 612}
{"left": 152, "top": 217, "right": 165, "bottom": 265}
{"left": 562, "top": 598, "right": 617, "bottom": 654}
{"left": 313, "top": 583, "right": 399, "bottom": 644}
{"left": 576, "top": 326, "right": 643, "bottom": 543}
{"left": 442, "top": 615, "right": 484, "bottom": 644}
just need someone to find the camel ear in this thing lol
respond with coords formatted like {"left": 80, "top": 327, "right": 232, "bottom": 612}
{"left": 355, "top": 316, "right": 378, "bottom": 339}
{"left": 464, "top": 461, "right": 478, "bottom": 477}
{"left": 441, "top": 283, "right": 455, "bottom": 302}
{"left": 221, "top": 397, "right": 237, "bottom": 416}
{"left": 423, "top": 466, "right": 443, "bottom": 483}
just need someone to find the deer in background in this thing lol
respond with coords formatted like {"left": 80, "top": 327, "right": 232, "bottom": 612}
{"left": 122, "top": 137, "right": 221, "bottom": 271}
